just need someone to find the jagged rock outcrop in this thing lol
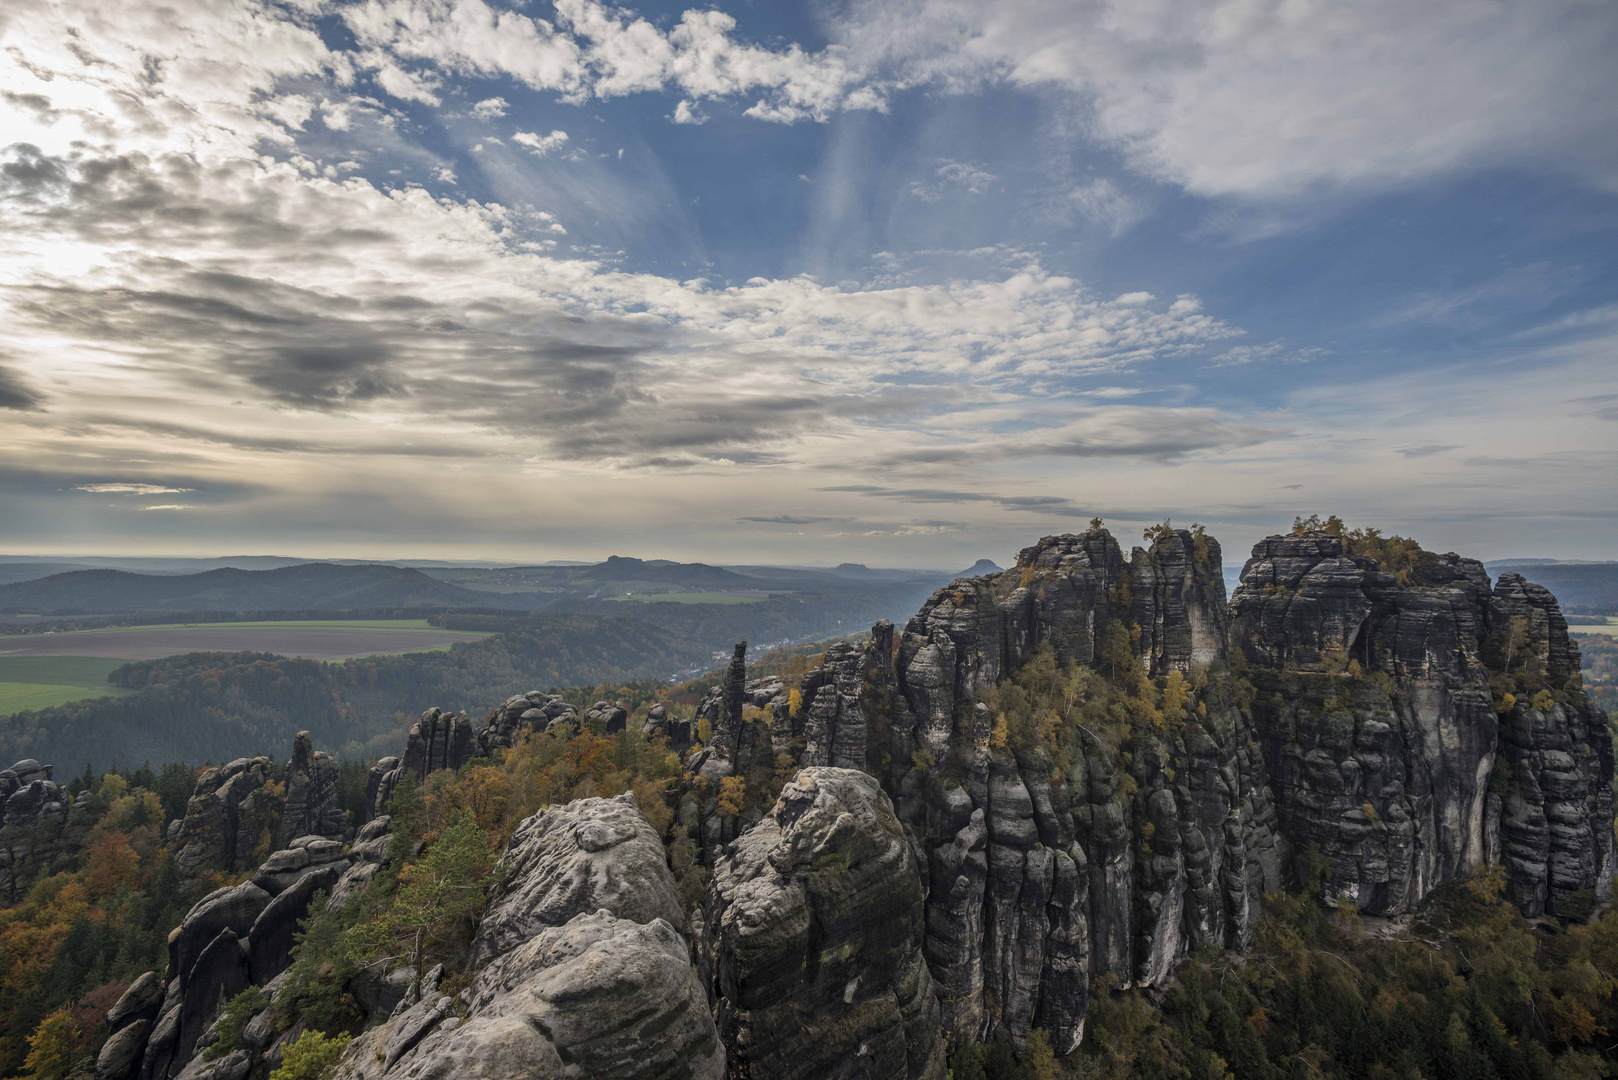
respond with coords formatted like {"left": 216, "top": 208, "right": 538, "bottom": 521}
{"left": 480, "top": 692, "right": 580, "bottom": 755}
{"left": 339, "top": 791, "right": 723, "bottom": 1080}
{"left": 696, "top": 643, "right": 751, "bottom": 783}
{"left": 700, "top": 767, "right": 945, "bottom": 1080}
{"left": 1231, "top": 532, "right": 1613, "bottom": 917}
{"left": 472, "top": 791, "right": 685, "bottom": 965}
{"left": 278, "top": 732, "right": 349, "bottom": 846}
{"left": 105, "top": 735, "right": 395, "bottom": 1080}
{"left": 875, "top": 527, "right": 1269, "bottom": 1051}
{"left": 171, "top": 757, "right": 280, "bottom": 893}
{"left": 0, "top": 759, "right": 73, "bottom": 899}
{"left": 1489, "top": 574, "right": 1616, "bottom": 916}
{"left": 370, "top": 696, "right": 587, "bottom": 815}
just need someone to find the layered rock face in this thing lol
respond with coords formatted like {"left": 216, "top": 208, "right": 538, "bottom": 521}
{"left": 101, "top": 815, "right": 387, "bottom": 1080}
{"left": 279, "top": 731, "right": 350, "bottom": 847}
{"left": 700, "top": 768, "right": 945, "bottom": 1080}
{"left": 1490, "top": 574, "right": 1616, "bottom": 916}
{"left": 1230, "top": 533, "right": 1613, "bottom": 917}
{"left": 1, "top": 759, "right": 77, "bottom": 899}
{"left": 370, "top": 696, "right": 584, "bottom": 816}
{"left": 339, "top": 791, "right": 723, "bottom": 1080}
{"left": 171, "top": 757, "right": 280, "bottom": 892}
{"left": 872, "top": 528, "right": 1278, "bottom": 1052}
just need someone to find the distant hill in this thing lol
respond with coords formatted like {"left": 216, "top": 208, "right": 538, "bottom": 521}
{"left": 585, "top": 556, "right": 760, "bottom": 590}
{"left": 0, "top": 563, "right": 508, "bottom": 614}
{"left": 957, "top": 559, "right": 1004, "bottom": 578}
{"left": 0, "top": 613, "right": 708, "bottom": 772}
{"left": 1485, "top": 561, "right": 1618, "bottom": 613}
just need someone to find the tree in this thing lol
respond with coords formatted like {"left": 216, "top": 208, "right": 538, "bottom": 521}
{"left": 24, "top": 1006, "right": 85, "bottom": 1080}
{"left": 347, "top": 812, "right": 492, "bottom": 979}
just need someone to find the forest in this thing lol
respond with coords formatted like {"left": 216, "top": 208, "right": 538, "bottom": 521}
{"left": 0, "top": 614, "right": 706, "bottom": 773}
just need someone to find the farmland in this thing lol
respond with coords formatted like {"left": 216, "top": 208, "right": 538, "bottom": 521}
{"left": 0, "top": 618, "right": 491, "bottom": 661}
{"left": 0, "top": 620, "right": 492, "bottom": 713}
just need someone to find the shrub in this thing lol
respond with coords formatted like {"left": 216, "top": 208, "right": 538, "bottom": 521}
{"left": 268, "top": 1030, "right": 351, "bottom": 1080}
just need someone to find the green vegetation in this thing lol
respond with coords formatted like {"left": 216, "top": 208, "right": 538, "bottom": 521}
{"left": 0, "top": 657, "right": 132, "bottom": 712}
{"left": 0, "top": 768, "right": 195, "bottom": 1075}
{"left": 267, "top": 1030, "right": 350, "bottom": 1080}
{"left": 0, "top": 615, "right": 708, "bottom": 773}
{"left": 1292, "top": 514, "right": 1429, "bottom": 582}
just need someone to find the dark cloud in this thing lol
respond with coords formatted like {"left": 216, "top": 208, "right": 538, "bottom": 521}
{"left": 1393, "top": 444, "right": 1460, "bottom": 458}
{"left": 818, "top": 484, "right": 1094, "bottom": 517}
{"left": 0, "top": 364, "right": 43, "bottom": 410}
{"left": 0, "top": 143, "right": 68, "bottom": 197}
{"left": 738, "top": 515, "right": 840, "bottom": 525}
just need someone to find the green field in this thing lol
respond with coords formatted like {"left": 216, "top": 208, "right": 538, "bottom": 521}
{"left": 1570, "top": 617, "right": 1618, "bottom": 637}
{"left": 0, "top": 656, "right": 132, "bottom": 712}
{"left": 607, "top": 592, "right": 765, "bottom": 605}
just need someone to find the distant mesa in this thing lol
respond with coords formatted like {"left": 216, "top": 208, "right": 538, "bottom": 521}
{"left": 956, "top": 558, "right": 1004, "bottom": 577}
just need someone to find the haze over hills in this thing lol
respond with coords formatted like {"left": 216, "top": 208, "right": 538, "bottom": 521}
{"left": 0, "top": 564, "right": 497, "bottom": 613}
{"left": 1485, "top": 560, "right": 1618, "bottom": 613}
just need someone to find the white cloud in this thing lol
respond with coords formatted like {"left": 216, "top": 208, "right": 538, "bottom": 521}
{"left": 831, "top": 0, "right": 1618, "bottom": 198}
{"left": 471, "top": 96, "right": 509, "bottom": 119}
{"left": 671, "top": 100, "right": 707, "bottom": 125}
{"left": 910, "top": 159, "right": 998, "bottom": 202}
{"left": 513, "top": 129, "right": 570, "bottom": 156}
{"left": 76, "top": 484, "right": 194, "bottom": 495}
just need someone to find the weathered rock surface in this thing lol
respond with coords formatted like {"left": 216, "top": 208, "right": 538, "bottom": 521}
{"left": 700, "top": 767, "right": 946, "bottom": 1080}
{"left": 1, "top": 759, "right": 74, "bottom": 899}
{"left": 473, "top": 791, "right": 684, "bottom": 965}
{"left": 278, "top": 731, "right": 349, "bottom": 846}
{"left": 171, "top": 757, "right": 279, "bottom": 893}
{"left": 1490, "top": 574, "right": 1616, "bottom": 916}
{"left": 1232, "top": 532, "right": 1613, "bottom": 917}
{"left": 339, "top": 792, "right": 722, "bottom": 1080}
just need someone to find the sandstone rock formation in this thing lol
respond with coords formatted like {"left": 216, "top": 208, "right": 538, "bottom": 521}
{"left": 170, "top": 757, "right": 279, "bottom": 893}
{"left": 338, "top": 791, "right": 723, "bottom": 1080}
{"left": 1231, "top": 532, "right": 1614, "bottom": 917}
{"left": 701, "top": 767, "right": 946, "bottom": 1080}
{"left": 0, "top": 759, "right": 73, "bottom": 900}
{"left": 279, "top": 731, "right": 350, "bottom": 847}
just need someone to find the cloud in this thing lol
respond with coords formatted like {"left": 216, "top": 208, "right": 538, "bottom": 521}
{"left": 671, "top": 100, "right": 707, "bottom": 125}
{"left": 910, "top": 159, "right": 998, "bottom": 202}
{"left": 513, "top": 129, "right": 570, "bottom": 156}
{"left": 471, "top": 96, "right": 509, "bottom": 119}
{"left": 819, "top": 484, "right": 1095, "bottom": 518}
{"left": 738, "top": 515, "right": 837, "bottom": 525}
{"left": 140, "top": 503, "right": 196, "bottom": 511}
{"left": 76, "top": 483, "right": 194, "bottom": 495}
{"left": 1393, "top": 444, "right": 1460, "bottom": 458}
{"left": 0, "top": 365, "right": 43, "bottom": 410}
{"left": 341, "top": 0, "right": 879, "bottom": 123}
{"left": 830, "top": 0, "right": 1618, "bottom": 198}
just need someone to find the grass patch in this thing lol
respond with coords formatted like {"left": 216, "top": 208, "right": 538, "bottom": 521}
{"left": 0, "top": 655, "right": 131, "bottom": 712}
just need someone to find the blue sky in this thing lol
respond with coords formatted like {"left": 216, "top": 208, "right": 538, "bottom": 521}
{"left": 1, "top": 0, "right": 1615, "bottom": 567}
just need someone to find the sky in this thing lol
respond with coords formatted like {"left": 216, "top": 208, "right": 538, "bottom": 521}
{"left": 1, "top": 0, "right": 1616, "bottom": 569}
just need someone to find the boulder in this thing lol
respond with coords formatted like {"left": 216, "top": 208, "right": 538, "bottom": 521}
{"left": 701, "top": 767, "right": 946, "bottom": 1080}
{"left": 473, "top": 791, "right": 682, "bottom": 965}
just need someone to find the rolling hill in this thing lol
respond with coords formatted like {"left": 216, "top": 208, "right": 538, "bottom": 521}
{"left": 0, "top": 563, "right": 506, "bottom": 614}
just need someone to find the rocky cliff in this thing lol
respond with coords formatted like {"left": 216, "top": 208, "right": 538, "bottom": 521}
{"left": 87, "top": 521, "right": 1614, "bottom": 1079}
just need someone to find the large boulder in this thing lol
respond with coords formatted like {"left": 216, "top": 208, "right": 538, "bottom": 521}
{"left": 701, "top": 767, "right": 946, "bottom": 1080}
{"left": 473, "top": 791, "right": 683, "bottom": 965}
{"left": 338, "top": 792, "right": 722, "bottom": 1080}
